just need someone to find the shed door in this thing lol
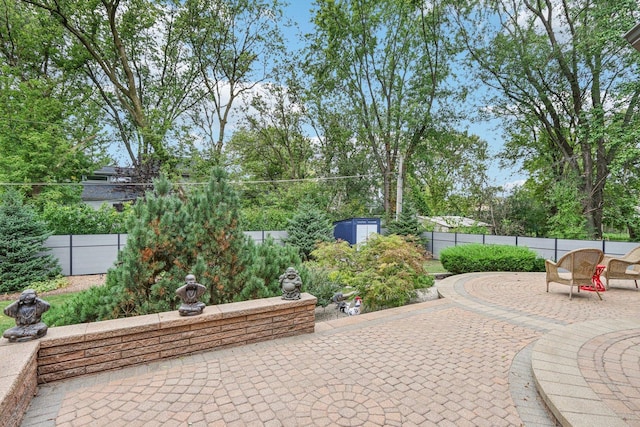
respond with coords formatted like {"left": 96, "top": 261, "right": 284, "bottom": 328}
{"left": 356, "top": 222, "right": 377, "bottom": 244}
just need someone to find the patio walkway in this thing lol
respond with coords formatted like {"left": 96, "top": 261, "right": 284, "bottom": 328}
{"left": 21, "top": 272, "right": 640, "bottom": 426}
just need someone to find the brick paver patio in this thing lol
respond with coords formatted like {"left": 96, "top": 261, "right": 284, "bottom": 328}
{"left": 21, "top": 272, "right": 640, "bottom": 426}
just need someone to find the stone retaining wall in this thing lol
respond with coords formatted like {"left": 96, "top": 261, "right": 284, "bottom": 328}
{"left": 0, "top": 293, "right": 317, "bottom": 427}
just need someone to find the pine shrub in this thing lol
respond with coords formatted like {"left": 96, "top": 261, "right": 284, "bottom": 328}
{"left": 241, "top": 237, "right": 303, "bottom": 300}
{"left": 188, "top": 168, "right": 260, "bottom": 305}
{"left": 49, "top": 168, "right": 265, "bottom": 324}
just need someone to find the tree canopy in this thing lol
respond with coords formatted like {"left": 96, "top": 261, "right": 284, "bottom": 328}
{"left": 453, "top": 0, "right": 640, "bottom": 238}
{"left": 1, "top": 0, "right": 639, "bottom": 239}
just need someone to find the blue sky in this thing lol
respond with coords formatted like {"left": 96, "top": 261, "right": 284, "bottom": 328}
{"left": 281, "top": 0, "right": 527, "bottom": 189}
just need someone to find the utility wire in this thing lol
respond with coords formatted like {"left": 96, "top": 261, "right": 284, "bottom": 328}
{"left": 0, "top": 173, "right": 380, "bottom": 187}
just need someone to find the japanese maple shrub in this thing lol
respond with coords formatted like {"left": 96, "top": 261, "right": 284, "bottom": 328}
{"left": 311, "top": 234, "right": 434, "bottom": 311}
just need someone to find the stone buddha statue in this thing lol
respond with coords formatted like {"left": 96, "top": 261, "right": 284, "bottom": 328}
{"left": 3, "top": 289, "right": 50, "bottom": 342}
{"left": 176, "top": 274, "right": 206, "bottom": 316}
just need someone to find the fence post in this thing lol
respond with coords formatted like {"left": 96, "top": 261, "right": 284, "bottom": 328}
{"left": 69, "top": 234, "right": 73, "bottom": 276}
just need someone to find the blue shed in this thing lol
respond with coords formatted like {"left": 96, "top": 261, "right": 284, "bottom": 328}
{"left": 333, "top": 218, "right": 381, "bottom": 245}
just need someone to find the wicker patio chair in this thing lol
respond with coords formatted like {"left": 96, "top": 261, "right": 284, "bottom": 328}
{"left": 545, "top": 248, "right": 604, "bottom": 300}
{"left": 602, "top": 246, "right": 640, "bottom": 290}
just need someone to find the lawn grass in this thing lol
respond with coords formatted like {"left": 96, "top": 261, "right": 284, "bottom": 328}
{"left": 424, "top": 259, "right": 447, "bottom": 274}
{"left": 0, "top": 293, "right": 77, "bottom": 336}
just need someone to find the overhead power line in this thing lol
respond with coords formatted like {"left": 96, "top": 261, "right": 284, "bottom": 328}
{"left": 0, "top": 173, "right": 380, "bottom": 187}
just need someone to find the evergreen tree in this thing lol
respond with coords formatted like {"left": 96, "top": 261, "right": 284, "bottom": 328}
{"left": 284, "top": 202, "right": 334, "bottom": 260}
{"left": 0, "top": 190, "right": 61, "bottom": 293}
{"left": 385, "top": 202, "right": 424, "bottom": 237}
{"left": 47, "top": 168, "right": 298, "bottom": 325}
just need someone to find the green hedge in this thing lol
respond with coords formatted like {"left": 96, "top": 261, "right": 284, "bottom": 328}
{"left": 439, "top": 244, "right": 545, "bottom": 274}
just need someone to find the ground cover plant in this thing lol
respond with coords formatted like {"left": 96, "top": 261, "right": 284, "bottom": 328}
{"left": 439, "top": 244, "right": 545, "bottom": 275}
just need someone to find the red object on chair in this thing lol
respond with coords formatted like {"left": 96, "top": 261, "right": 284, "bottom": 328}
{"left": 581, "top": 265, "right": 606, "bottom": 292}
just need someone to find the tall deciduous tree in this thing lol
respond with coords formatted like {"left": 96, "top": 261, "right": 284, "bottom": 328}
{"left": 20, "top": 0, "right": 201, "bottom": 179}
{"left": 227, "top": 67, "right": 314, "bottom": 182}
{"left": 305, "top": 0, "right": 459, "bottom": 215}
{"left": 454, "top": 0, "right": 640, "bottom": 238}
{"left": 408, "top": 130, "right": 490, "bottom": 216}
{"left": 306, "top": 93, "right": 380, "bottom": 217}
{"left": 181, "top": 0, "right": 287, "bottom": 165}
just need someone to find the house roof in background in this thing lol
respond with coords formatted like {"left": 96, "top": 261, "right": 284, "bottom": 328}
{"left": 80, "top": 183, "right": 136, "bottom": 202}
{"left": 419, "top": 215, "right": 491, "bottom": 228}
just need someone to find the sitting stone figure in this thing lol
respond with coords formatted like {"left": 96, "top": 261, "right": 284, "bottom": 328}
{"left": 176, "top": 274, "right": 206, "bottom": 316}
{"left": 3, "top": 289, "right": 50, "bottom": 342}
{"left": 279, "top": 267, "right": 302, "bottom": 300}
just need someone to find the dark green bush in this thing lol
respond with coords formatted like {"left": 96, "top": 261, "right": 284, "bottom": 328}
{"left": 439, "top": 244, "right": 545, "bottom": 274}
{"left": 44, "top": 284, "right": 116, "bottom": 326}
{"left": 300, "top": 264, "right": 342, "bottom": 308}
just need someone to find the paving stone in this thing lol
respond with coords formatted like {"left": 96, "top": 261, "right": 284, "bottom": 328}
{"left": 18, "top": 273, "right": 640, "bottom": 426}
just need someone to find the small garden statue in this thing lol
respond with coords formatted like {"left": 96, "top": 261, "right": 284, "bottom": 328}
{"left": 176, "top": 274, "right": 206, "bottom": 316}
{"left": 280, "top": 267, "right": 302, "bottom": 300}
{"left": 3, "top": 289, "right": 50, "bottom": 342}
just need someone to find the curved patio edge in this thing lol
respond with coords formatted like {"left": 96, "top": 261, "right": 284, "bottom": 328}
{"left": 531, "top": 318, "right": 638, "bottom": 427}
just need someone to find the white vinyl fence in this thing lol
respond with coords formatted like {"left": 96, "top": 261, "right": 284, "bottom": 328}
{"left": 45, "top": 231, "right": 639, "bottom": 276}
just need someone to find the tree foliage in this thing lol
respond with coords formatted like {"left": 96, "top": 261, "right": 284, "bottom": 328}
{"left": 408, "top": 130, "right": 492, "bottom": 217}
{"left": 40, "top": 202, "right": 131, "bottom": 235}
{"left": 479, "top": 185, "right": 548, "bottom": 237}
{"left": 0, "top": 1, "right": 106, "bottom": 202}
{"left": 453, "top": 0, "right": 640, "bottom": 238}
